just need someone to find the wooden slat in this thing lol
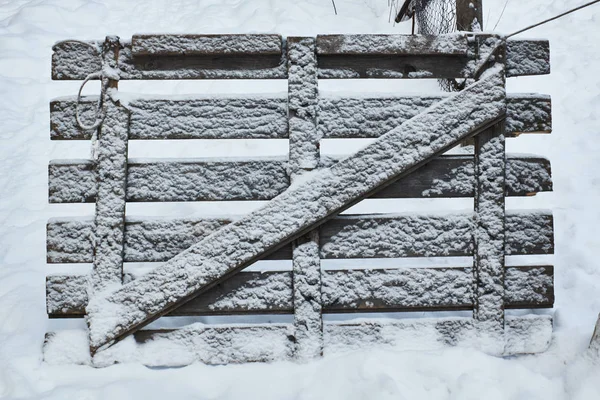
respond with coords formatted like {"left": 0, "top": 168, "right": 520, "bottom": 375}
{"left": 473, "top": 120, "right": 507, "bottom": 350}
{"left": 52, "top": 41, "right": 287, "bottom": 80}
{"left": 51, "top": 36, "right": 549, "bottom": 80}
{"left": 324, "top": 315, "right": 552, "bottom": 356}
{"left": 316, "top": 34, "right": 469, "bottom": 55}
{"left": 50, "top": 93, "right": 549, "bottom": 140}
{"left": 47, "top": 217, "right": 292, "bottom": 263}
{"left": 319, "top": 211, "right": 553, "bottom": 259}
{"left": 288, "top": 36, "right": 323, "bottom": 360}
{"left": 50, "top": 96, "right": 289, "bottom": 140}
{"left": 46, "top": 266, "right": 554, "bottom": 318}
{"left": 43, "top": 324, "right": 294, "bottom": 367}
{"left": 318, "top": 93, "right": 551, "bottom": 138}
{"left": 43, "top": 315, "right": 552, "bottom": 365}
{"left": 48, "top": 155, "right": 551, "bottom": 203}
{"left": 316, "top": 37, "right": 548, "bottom": 79}
{"left": 84, "top": 72, "right": 506, "bottom": 353}
{"left": 506, "top": 39, "right": 550, "bottom": 77}
{"left": 90, "top": 37, "right": 126, "bottom": 293}
{"left": 131, "top": 34, "right": 282, "bottom": 56}
{"left": 47, "top": 211, "right": 552, "bottom": 264}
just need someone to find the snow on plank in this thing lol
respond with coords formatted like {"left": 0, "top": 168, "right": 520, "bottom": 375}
{"left": 46, "top": 266, "right": 554, "bottom": 318}
{"left": 131, "top": 34, "right": 282, "bottom": 56}
{"left": 316, "top": 34, "right": 469, "bottom": 55}
{"left": 52, "top": 40, "right": 287, "bottom": 80}
{"left": 50, "top": 95, "right": 288, "bottom": 140}
{"left": 49, "top": 93, "right": 548, "bottom": 140}
{"left": 51, "top": 35, "right": 549, "bottom": 80}
{"left": 318, "top": 93, "right": 551, "bottom": 138}
{"left": 46, "top": 211, "right": 553, "bottom": 264}
{"left": 85, "top": 72, "right": 506, "bottom": 353}
{"left": 44, "top": 324, "right": 295, "bottom": 367}
{"left": 48, "top": 155, "right": 552, "bottom": 203}
{"left": 325, "top": 315, "right": 552, "bottom": 356}
{"left": 506, "top": 39, "right": 550, "bottom": 77}
{"left": 319, "top": 211, "right": 554, "bottom": 259}
{"left": 43, "top": 315, "right": 552, "bottom": 366}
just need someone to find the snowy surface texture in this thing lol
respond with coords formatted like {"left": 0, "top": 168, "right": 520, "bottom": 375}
{"left": 50, "top": 92, "right": 548, "bottom": 140}
{"left": 318, "top": 93, "right": 551, "bottom": 138}
{"left": 44, "top": 315, "right": 551, "bottom": 367}
{"left": 292, "top": 232, "right": 323, "bottom": 360}
{"left": 131, "top": 34, "right": 282, "bottom": 56}
{"left": 90, "top": 98, "right": 128, "bottom": 294}
{"left": 86, "top": 72, "right": 505, "bottom": 352}
{"left": 47, "top": 265, "right": 553, "bottom": 317}
{"left": 47, "top": 155, "right": 552, "bottom": 203}
{"left": 472, "top": 124, "right": 506, "bottom": 352}
{"left": 315, "top": 34, "right": 469, "bottom": 55}
{"left": 2, "top": 0, "right": 600, "bottom": 398}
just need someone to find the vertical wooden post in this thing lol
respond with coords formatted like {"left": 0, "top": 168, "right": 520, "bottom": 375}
{"left": 287, "top": 36, "right": 323, "bottom": 360}
{"left": 90, "top": 36, "right": 129, "bottom": 295}
{"left": 472, "top": 46, "right": 506, "bottom": 352}
{"left": 456, "top": 0, "right": 483, "bottom": 31}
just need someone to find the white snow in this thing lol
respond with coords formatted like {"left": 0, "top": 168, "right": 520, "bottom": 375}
{"left": 1, "top": 0, "right": 600, "bottom": 399}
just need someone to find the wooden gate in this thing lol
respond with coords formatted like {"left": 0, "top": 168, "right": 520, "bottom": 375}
{"left": 44, "top": 34, "right": 554, "bottom": 366}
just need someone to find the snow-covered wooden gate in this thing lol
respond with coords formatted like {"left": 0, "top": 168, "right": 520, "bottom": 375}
{"left": 44, "top": 34, "right": 554, "bottom": 366}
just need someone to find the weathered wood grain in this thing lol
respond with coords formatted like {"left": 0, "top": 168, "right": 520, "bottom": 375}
{"left": 46, "top": 265, "right": 553, "bottom": 317}
{"left": 131, "top": 34, "right": 282, "bottom": 56}
{"left": 47, "top": 211, "right": 552, "bottom": 264}
{"left": 43, "top": 315, "right": 552, "bottom": 366}
{"left": 316, "top": 34, "right": 469, "bottom": 55}
{"left": 84, "top": 73, "right": 506, "bottom": 353}
{"left": 90, "top": 37, "right": 127, "bottom": 294}
{"left": 473, "top": 120, "right": 506, "bottom": 349}
{"left": 456, "top": 0, "right": 483, "bottom": 31}
{"left": 51, "top": 36, "right": 549, "bottom": 80}
{"left": 50, "top": 93, "right": 550, "bottom": 140}
{"left": 47, "top": 155, "right": 551, "bottom": 203}
{"left": 318, "top": 93, "right": 551, "bottom": 138}
{"left": 50, "top": 95, "right": 289, "bottom": 140}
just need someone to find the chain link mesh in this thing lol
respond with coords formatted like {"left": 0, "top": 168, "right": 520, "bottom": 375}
{"left": 415, "top": 0, "right": 457, "bottom": 35}
{"left": 415, "top": 0, "right": 458, "bottom": 91}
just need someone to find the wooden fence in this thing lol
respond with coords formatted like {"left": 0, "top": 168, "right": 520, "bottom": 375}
{"left": 44, "top": 33, "right": 554, "bottom": 366}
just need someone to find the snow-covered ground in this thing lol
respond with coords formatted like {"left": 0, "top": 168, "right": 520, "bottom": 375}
{"left": 1, "top": 0, "right": 600, "bottom": 398}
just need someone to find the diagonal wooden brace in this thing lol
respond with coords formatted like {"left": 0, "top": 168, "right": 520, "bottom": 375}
{"left": 86, "top": 71, "right": 507, "bottom": 355}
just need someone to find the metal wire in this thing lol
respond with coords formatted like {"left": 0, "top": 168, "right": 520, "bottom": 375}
{"left": 414, "top": 0, "right": 458, "bottom": 90}
{"left": 415, "top": 0, "right": 457, "bottom": 35}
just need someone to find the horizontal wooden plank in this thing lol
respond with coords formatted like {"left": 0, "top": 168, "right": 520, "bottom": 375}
{"left": 316, "top": 34, "right": 469, "bottom": 55}
{"left": 319, "top": 93, "right": 551, "bottom": 138}
{"left": 324, "top": 315, "right": 552, "bottom": 356}
{"left": 50, "top": 93, "right": 549, "bottom": 141}
{"left": 43, "top": 315, "right": 552, "bottom": 365}
{"left": 52, "top": 36, "right": 548, "bottom": 80}
{"left": 47, "top": 211, "right": 553, "bottom": 263}
{"left": 43, "top": 324, "right": 294, "bottom": 367}
{"left": 319, "top": 211, "right": 553, "bottom": 259}
{"left": 50, "top": 95, "right": 289, "bottom": 140}
{"left": 316, "top": 37, "right": 548, "bottom": 79}
{"left": 132, "top": 34, "right": 282, "bottom": 56}
{"left": 48, "top": 155, "right": 551, "bottom": 203}
{"left": 506, "top": 39, "right": 550, "bottom": 77}
{"left": 46, "top": 265, "right": 554, "bottom": 318}
{"left": 46, "top": 216, "right": 292, "bottom": 264}
{"left": 52, "top": 41, "right": 287, "bottom": 80}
